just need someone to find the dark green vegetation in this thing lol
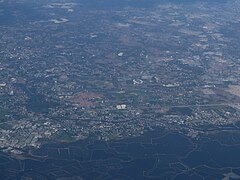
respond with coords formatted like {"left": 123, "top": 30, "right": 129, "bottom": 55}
{"left": 1, "top": 129, "right": 240, "bottom": 179}
{"left": 235, "top": 121, "right": 240, "bottom": 128}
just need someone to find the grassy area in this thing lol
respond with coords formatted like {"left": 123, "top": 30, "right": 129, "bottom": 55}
{"left": 0, "top": 123, "right": 12, "bottom": 130}
{"left": 53, "top": 131, "right": 76, "bottom": 143}
{"left": 0, "top": 108, "right": 9, "bottom": 122}
{"left": 0, "top": 95, "right": 8, "bottom": 99}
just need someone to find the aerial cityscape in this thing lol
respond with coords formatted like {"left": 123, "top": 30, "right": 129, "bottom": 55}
{"left": 0, "top": 0, "right": 240, "bottom": 179}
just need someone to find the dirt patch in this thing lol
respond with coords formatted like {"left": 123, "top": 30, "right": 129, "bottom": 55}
{"left": 71, "top": 92, "right": 103, "bottom": 108}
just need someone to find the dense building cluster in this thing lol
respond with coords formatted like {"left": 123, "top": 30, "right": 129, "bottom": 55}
{"left": 0, "top": 0, "right": 239, "bottom": 155}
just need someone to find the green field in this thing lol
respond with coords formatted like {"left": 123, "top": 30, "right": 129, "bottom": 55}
{"left": 53, "top": 131, "right": 76, "bottom": 143}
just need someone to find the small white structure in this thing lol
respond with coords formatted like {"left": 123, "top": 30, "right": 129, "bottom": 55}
{"left": 116, "top": 104, "right": 126, "bottom": 110}
{"left": 133, "top": 79, "right": 143, "bottom": 85}
{"left": 0, "top": 83, "right": 6, "bottom": 87}
{"left": 9, "top": 90, "right": 14, "bottom": 95}
{"left": 118, "top": 52, "right": 124, "bottom": 57}
{"left": 163, "top": 83, "right": 180, "bottom": 87}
